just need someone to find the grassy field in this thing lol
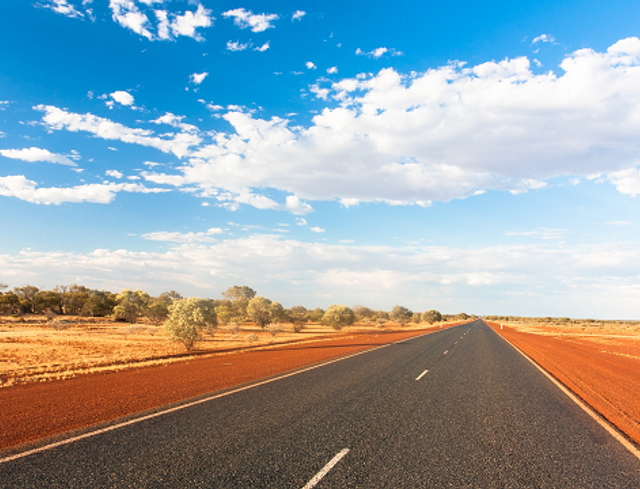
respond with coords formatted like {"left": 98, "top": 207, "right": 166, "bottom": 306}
{"left": 0, "top": 315, "right": 437, "bottom": 388}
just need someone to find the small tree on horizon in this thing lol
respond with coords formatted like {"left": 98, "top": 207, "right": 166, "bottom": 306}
{"left": 422, "top": 309, "right": 443, "bottom": 324}
{"left": 390, "top": 305, "right": 413, "bottom": 327}
{"left": 164, "top": 297, "right": 218, "bottom": 350}
{"left": 247, "top": 296, "right": 274, "bottom": 329}
{"left": 322, "top": 305, "right": 355, "bottom": 331}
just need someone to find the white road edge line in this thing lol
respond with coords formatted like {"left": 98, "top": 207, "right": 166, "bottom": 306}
{"left": 301, "top": 448, "right": 350, "bottom": 489}
{"left": 0, "top": 330, "right": 438, "bottom": 465}
{"left": 493, "top": 326, "right": 640, "bottom": 463}
{"left": 415, "top": 369, "right": 429, "bottom": 381}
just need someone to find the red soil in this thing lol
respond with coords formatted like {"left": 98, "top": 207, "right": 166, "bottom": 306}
{"left": 0, "top": 327, "right": 447, "bottom": 451}
{"left": 487, "top": 321, "right": 640, "bottom": 447}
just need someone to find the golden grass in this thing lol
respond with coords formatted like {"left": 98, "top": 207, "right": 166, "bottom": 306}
{"left": 0, "top": 315, "right": 434, "bottom": 388}
{"left": 494, "top": 318, "right": 640, "bottom": 361}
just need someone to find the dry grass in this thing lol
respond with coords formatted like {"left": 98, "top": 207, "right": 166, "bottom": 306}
{"left": 0, "top": 315, "right": 436, "bottom": 388}
{"left": 494, "top": 318, "right": 640, "bottom": 361}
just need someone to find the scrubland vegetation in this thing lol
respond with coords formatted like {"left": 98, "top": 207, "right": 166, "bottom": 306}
{"left": 0, "top": 282, "right": 461, "bottom": 388}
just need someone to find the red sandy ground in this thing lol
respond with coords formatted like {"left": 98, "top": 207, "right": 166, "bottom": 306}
{"left": 487, "top": 321, "right": 640, "bottom": 447}
{"left": 0, "top": 327, "right": 452, "bottom": 451}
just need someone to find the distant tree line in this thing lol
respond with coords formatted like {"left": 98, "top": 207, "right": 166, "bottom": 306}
{"left": 1, "top": 282, "right": 458, "bottom": 349}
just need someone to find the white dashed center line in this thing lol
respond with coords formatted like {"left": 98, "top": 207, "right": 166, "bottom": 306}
{"left": 302, "top": 449, "right": 350, "bottom": 489}
{"left": 415, "top": 369, "right": 429, "bottom": 381}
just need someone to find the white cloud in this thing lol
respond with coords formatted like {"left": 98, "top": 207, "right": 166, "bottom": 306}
{"left": 227, "top": 40, "right": 250, "bottom": 52}
{"left": 109, "top": 1, "right": 212, "bottom": 41}
{"left": 255, "top": 42, "right": 270, "bottom": 52}
{"left": 190, "top": 72, "right": 208, "bottom": 85}
{"left": 295, "top": 218, "right": 307, "bottom": 226}
{"left": 0, "top": 175, "right": 168, "bottom": 205}
{"left": 605, "top": 220, "right": 633, "bottom": 226}
{"left": 305, "top": 61, "right": 317, "bottom": 70}
{"left": 168, "top": 4, "right": 211, "bottom": 41}
{"left": 0, "top": 147, "right": 77, "bottom": 167}
{"left": 31, "top": 38, "right": 640, "bottom": 209}
{"left": 2, "top": 236, "right": 640, "bottom": 317}
{"left": 43, "top": 0, "right": 85, "bottom": 18}
{"left": 309, "top": 84, "right": 329, "bottom": 100}
{"left": 109, "top": 0, "right": 154, "bottom": 40}
{"left": 356, "top": 47, "right": 403, "bottom": 59}
{"left": 310, "top": 226, "right": 325, "bottom": 233}
{"left": 327, "top": 66, "right": 338, "bottom": 74}
{"left": 142, "top": 227, "right": 224, "bottom": 243}
{"left": 292, "top": 10, "right": 306, "bottom": 21}
{"left": 532, "top": 34, "right": 556, "bottom": 44}
{"left": 608, "top": 167, "right": 640, "bottom": 196}
{"left": 110, "top": 90, "right": 135, "bottom": 106}
{"left": 36, "top": 104, "right": 201, "bottom": 158}
{"left": 106, "top": 169, "right": 124, "bottom": 179}
{"left": 223, "top": 8, "right": 278, "bottom": 32}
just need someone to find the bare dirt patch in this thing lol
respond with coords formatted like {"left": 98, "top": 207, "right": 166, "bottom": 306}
{"left": 0, "top": 319, "right": 460, "bottom": 451}
{"left": 487, "top": 319, "right": 640, "bottom": 448}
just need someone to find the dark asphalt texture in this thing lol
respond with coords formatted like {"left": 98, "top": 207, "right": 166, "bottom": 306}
{"left": 2, "top": 320, "right": 639, "bottom": 488}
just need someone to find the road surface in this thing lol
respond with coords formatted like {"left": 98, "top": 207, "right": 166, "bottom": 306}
{"left": 2, "top": 320, "right": 639, "bottom": 488}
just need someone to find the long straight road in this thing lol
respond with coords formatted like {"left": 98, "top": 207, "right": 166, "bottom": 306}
{"left": 2, "top": 320, "right": 639, "bottom": 488}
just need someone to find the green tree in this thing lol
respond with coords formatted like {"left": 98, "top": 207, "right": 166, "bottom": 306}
{"left": 145, "top": 300, "right": 170, "bottom": 326}
{"left": 0, "top": 291, "right": 20, "bottom": 314}
{"left": 353, "top": 304, "right": 375, "bottom": 322}
{"left": 390, "top": 305, "right": 413, "bottom": 327}
{"left": 33, "top": 290, "right": 61, "bottom": 314}
{"left": 164, "top": 297, "right": 218, "bottom": 350}
{"left": 81, "top": 290, "right": 117, "bottom": 317}
{"left": 307, "top": 307, "right": 325, "bottom": 322}
{"left": 322, "top": 305, "right": 355, "bottom": 330}
{"left": 158, "top": 290, "right": 183, "bottom": 303}
{"left": 286, "top": 306, "right": 308, "bottom": 323}
{"left": 13, "top": 286, "right": 39, "bottom": 313}
{"left": 422, "top": 309, "right": 443, "bottom": 324}
{"left": 247, "top": 296, "right": 273, "bottom": 329}
{"left": 114, "top": 289, "right": 150, "bottom": 323}
{"left": 270, "top": 301, "right": 287, "bottom": 323}
{"left": 222, "top": 285, "right": 256, "bottom": 317}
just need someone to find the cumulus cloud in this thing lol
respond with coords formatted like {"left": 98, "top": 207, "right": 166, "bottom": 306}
{"left": 292, "top": 10, "right": 306, "bottom": 21}
{"left": 0, "top": 175, "right": 168, "bottom": 205}
{"left": 0, "top": 147, "right": 77, "bottom": 166}
{"left": 110, "top": 1, "right": 212, "bottom": 41}
{"left": 608, "top": 167, "right": 640, "bottom": 196}
{"left": 305, "top": 61, "right": 316, "bottom": 70}
{"left": 223, "top": 8, "right": 278, "bottom": 32}
{"left": 109, "top": 90, "right": 135, "bottom": 107}
{"left": 190, "top": 72, "right": 208, "bottom": 85}
{"left": 356, "top": 47, "right": 403, "bottom": 59}
{"left": 226, "top": 40, "right": 249, "bottom": 52}
{"left": 29, "top": 38, "right": 640, "bottom": 209}
{"left": 255, "top": 42, "right": 270, "bottom": 52}
{"left": 310, "top": 226, "right": 325, "bottom": 233}
{"left": 532, "top": 34, "right": 556, "bottom": 44}
{"left": 106, "top": 169, "right": 124, "bottom": 178}
{"left": 327, "top": 66, "right": 338, "bottom": 74}
{"left": 42, "top": 0, "right": 86, "bottom": 18}
{"left": 36, "top": 104, "right": 201, "bottom": 158}
{"left": 2, "top": 236, "right": 640, "bottom": 317}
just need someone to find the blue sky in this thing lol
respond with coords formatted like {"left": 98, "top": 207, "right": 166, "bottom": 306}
{"left": 2, "top": 0, "right": 640, "bottom": 318}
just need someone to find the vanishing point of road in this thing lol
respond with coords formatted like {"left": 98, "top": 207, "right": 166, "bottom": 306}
{"left": 2, "top": 320, "right": 639, "bottom": 488}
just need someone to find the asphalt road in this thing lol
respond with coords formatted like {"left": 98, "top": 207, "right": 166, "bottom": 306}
{"left": 2, "top": 320, "right": 639, "bottom": 488}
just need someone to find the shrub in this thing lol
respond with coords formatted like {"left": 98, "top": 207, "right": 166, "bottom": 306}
{"left": 164, "top": 298, "right": 218, "bottom": 350}
{"left": 322, "top": 305, "right": 355, "bottom": 330}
